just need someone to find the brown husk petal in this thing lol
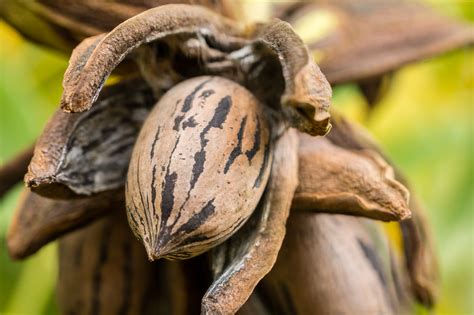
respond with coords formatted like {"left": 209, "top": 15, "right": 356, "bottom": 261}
{"left": 203, "top": 128, "right": 299, "bottom": 314}
{"left": 59, "top": 4, "right": 245, "bottom": 113}
{"left": 259, "top": 212, "right": 414, "bottom": 314}
{"left": 25, "top": 79, "right": 155, "bottom": 198}
{"left": 7, "top": 189, "right": 121, "bottom": 260}
{"left": 293, "top": 133, "right": 411, "bottom": 221}
{"left": 59, "top": 4, "right": 332, "bottom": 135}
{"left": 277, "top": 0, "right": 474, "bottom": 84}
{"left": 324, "top": 111, "right": 438, "bottom": 307}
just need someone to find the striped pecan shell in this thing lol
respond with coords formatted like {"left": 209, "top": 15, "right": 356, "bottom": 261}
{"left": 126, "top": 76, "right": 272, "bottom": 260}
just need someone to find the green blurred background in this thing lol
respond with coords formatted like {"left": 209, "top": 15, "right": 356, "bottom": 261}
{"left": 0, "top": 1, "right": 472, "bottom": 314}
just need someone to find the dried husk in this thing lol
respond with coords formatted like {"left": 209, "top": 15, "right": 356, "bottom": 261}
{"left": 59, "top": 4, "right": 331, "bottom": 136}
{"left": 202, "top": 128, "right": 299, "bottom": 314}
{"left": 126, "top": 76, "right": 272, "bottom": 260}
{"left": 258, "top": 212, "right": 414, "bottom": 314}
{"left": 293, "top": 133, "right": 411, "bottom": 221}
{"left": 275, "top": 0, "right": 474, "bottom": 84}
{"left": 57, "top": 211, "right": 185, "bottom": 315}
{"left": 0, "top": 0, "right": 240, "bottom": 53}
{"left": 324, "top": 112, "right": 438, "bottom": 306}
{"left": 25, "top": 79, "right": 155, "bottom": 198}
{"left": 7, "top": 189, "right": 121, "bottom": 260}
{"left": 249, "top": 20, "right": 332, "bottom": 135}
{"left": 59, "top": 4, "right": 245, "bottom": 113}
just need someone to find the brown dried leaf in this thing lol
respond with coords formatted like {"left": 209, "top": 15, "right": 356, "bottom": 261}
{"left": 259, "top": 212, "right": 414, "bottom": 314}
{"left": 25, "top": 79, "right": 154, "bottom": 198}
{"left": 0, "top": 0, "right": 240, "bottom": 53}
{"left": 293, "top": 134, "right": 411, "bottom": 221}
{"left": 202, "top": 128, "right": 299, "bottom": 314}
{"left": 325, "top": 112, "right": 438, "bottom": 307}
{"left": 276, "top": 0, "right": 474, "bottom": 84}
{"left": 57, "top": 211, "right": 178, "bottom": 315}
{"left": 126, "top": 76, "right": 272, "bottom": 260}
{"left": 7, "top": 189, "right": 121, "bottom": 260}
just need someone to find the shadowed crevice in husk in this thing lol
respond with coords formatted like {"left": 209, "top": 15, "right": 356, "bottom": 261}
{"left": 25, "top": 79, "right": 155, "bottom": 199}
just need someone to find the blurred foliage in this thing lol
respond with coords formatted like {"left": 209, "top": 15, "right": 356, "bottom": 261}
{"left": 0, "top": 1, "right": 472, "bottom": 314}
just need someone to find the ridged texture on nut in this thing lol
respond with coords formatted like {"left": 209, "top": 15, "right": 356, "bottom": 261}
{"left": 126, "top": 76, "right": 272, "bottom": 260}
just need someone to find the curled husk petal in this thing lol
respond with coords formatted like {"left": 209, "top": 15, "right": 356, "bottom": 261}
{"left": 25, "top": 79, "right": 154, "bottom": 198}
{"left": 202, "top": 128, "right": 299, "bottom": 314}
{"left": 259, "top": 212, "right": 414, "bottom": 314}
{"left": 59, "top": 4, "right": 331, "bottom": 135}
{"left": 60, "top": 4, "right": 244, "bottom": 113}
{"left": 293, "top": 134, "right": 411, "bottom": 221}
{"left": 7, "top": 189, "right": 121, "bottom": 260}
{"left": 251, "top": 19, "right": 332, "bottom": 135}
{"left": 126, "top": 76, "right": 272, "bottom": 260}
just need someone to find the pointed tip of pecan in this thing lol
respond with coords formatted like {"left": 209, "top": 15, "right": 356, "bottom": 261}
{"left": 144, "top": 244, "right": 160, "bottom": 262}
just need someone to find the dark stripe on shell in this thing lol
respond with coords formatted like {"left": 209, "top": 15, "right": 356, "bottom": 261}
{"left": 177, "top": 199, "right": 216, "bottom": 234}
{"left": 254, "top": 142, "right": 271, "bottom": 188}
{"left": 150, "top": 126, "right": 161, "bottom": 159}
{"left": 245, "top": 118, "right": 261, "bottom": 162}
{"left": 190, "top": 95, "right": 233, "bottom": 191}
{"left": 173, "top": 78, "right": 212, "bottom": 131}
{"left": 224, "top": 116, "right": 247, "bottom": 174}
